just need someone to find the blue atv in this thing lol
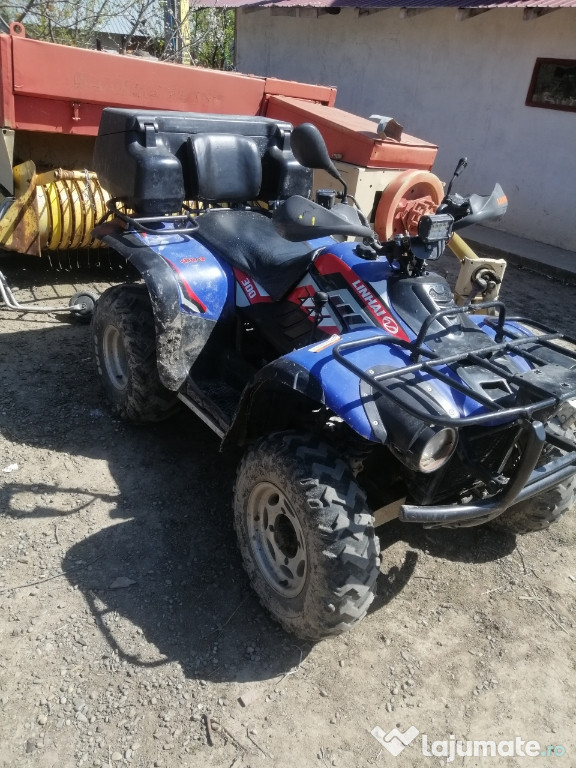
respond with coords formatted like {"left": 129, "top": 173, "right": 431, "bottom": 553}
{"left": 91, "top": 109, "right": 576, "bottom": 640}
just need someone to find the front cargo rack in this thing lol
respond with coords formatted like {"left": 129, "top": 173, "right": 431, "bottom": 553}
{"left": 332, "top": 301, "right": 576, "bottom": 428}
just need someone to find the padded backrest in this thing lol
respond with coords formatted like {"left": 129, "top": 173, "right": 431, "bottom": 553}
{"left": 187, "top": 133, "right": 262, "bottom": 202}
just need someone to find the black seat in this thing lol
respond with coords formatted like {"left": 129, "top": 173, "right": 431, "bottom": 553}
{"left": 196, "top": 209, "right": 317, "bottom": 300}
{"left": 188, "top": 134, "right": 262, "bottom": 203}
{"left": 188, "top": 133, "right": 318, "bottom": 298}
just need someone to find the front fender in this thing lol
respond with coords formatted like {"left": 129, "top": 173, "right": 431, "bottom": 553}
{"left": 223, "top": 356, "right": 326, "bottom": 448}
{"left": 227, "top": 326, "right": 481, "bottom": 448}
{"left": 95, "top": 224, "right": 232, "bottom": 390}
{"left": 226, "top": 329, "right": 402, "bottom": 448}
{"left": 284, "top": 330, "right": 398, "bottom": 441}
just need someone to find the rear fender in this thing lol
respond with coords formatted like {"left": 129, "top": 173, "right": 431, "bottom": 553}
{"left": 95, "top": 224, "right": 232, "bottom": 390}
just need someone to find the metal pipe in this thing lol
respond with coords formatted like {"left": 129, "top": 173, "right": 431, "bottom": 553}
{"left": 0, "top": 270, "right": 84, "bottom": 313}
{"left": 449, "top": 231, "right": 480, "bottom": 263}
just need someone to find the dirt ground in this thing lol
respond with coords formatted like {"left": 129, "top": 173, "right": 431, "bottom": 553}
{"left": 1, "top": 249, "right": 575, "bottom": 768}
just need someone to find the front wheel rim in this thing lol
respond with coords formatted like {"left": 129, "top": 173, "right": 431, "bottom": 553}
{"left": 246, "top": 481, "right": 308, "bottom": 598}
{"left": 102, "top": 325, "right": 129, "bottom": 391}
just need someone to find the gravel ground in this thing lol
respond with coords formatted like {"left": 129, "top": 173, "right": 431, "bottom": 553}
{"left": 0, "top": 249, "right": 575, "bottom": 768}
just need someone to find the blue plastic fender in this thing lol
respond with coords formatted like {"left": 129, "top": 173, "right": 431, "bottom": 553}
{"left": 239, "top": 319, "right": 540, "bottom": 444}
{"left": 228, "top": 327, "right": 467, "bottom": 444}
{"left": 96, "top": 225, "right": 233, "bottom": 390}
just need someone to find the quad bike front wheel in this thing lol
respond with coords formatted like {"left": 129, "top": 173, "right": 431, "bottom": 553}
{"left": 234, "top": 432, "right": 381, "bottom": 640}
{"left": 491, "top": 424, "right": 576, "bottom": 535}
{"left": 92, "top": 284, "right": 180, "bottom": 423}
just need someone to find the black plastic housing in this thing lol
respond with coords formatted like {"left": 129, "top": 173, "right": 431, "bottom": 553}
{"left": 93, "top": 108, "right": 313, "bottom": 215}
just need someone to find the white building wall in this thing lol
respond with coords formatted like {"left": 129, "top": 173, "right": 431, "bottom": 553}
{"left": 236, "top": 8, "right": 576, "bottom": 251}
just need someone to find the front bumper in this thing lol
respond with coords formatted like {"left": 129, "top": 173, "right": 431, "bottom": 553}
{"left": 399, "top": 421, "right": 576, "bottom": 527}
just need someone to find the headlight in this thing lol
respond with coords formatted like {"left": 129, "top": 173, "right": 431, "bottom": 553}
{"left": 388, "top": 424, "right": 458, "bottom": 473}
{"left": 411, "top": 427, "right": 458, "bottom": 473}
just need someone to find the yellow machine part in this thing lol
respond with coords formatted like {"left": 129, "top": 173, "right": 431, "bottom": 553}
{"left": 0, "top": 162, "right": 111, "bottom": 255}
{"left": 448, "top": 232, "right": 507, "bottom": 307}
{"left": 0, "top": 160, "right": 42, "bottom": 255}
{"left": 36, "top": 169, "right": 109, "bottom": 251}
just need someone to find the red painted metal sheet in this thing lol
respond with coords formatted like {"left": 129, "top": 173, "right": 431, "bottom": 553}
{"left": 265, "top": 96, "right": 438, "bottom": 170}
{"left": 0, "top": 34, "right": 15, "bottom": 128}
{"left": 6, "top": 34, "right": 341, "bottom": 135}
{"left": 264, "top": 77, "right": 337, "bottom": 106}
{"left": 13, "top": 95, "right": 103, "bottom": 135}
{"left": 11, "top": 36, "right": 266, "bottom": 133}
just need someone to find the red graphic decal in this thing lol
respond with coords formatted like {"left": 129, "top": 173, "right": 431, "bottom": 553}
{"left": 165, "top": 260, "right": 207, "bottom": 314}
{"left": 287, "top": 283, "right": 316, "bottom": 304}
{"left": 234, "top": 269, "right": 272, "bottom": 304}
{"left": 315, "top": 252, "right": 356, "bottom": 279}
{"left": 286, "top": 284, "right": 316, "bottom": 321}
{"left": 180, "top": 256, "right": 205, "bottom": 264}
{"left": 286, "top": 283, "right": 339, "bottom": 334}
{"left": 315, "top": 253, "right": 409, "bottom": 341}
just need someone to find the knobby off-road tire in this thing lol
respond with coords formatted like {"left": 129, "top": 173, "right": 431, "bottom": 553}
{"left": 92, "top": 284, "right": 179, "bottom": 423}
{"left": 234, "top": 432, "right": 381, "bottom": 640}
{"left": 491, "top": 425, "right": 576, "bottom": 535}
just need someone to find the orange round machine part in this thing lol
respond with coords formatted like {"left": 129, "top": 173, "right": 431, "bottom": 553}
{"left": 374, "top": 169, "right": 445, "bottom": 241}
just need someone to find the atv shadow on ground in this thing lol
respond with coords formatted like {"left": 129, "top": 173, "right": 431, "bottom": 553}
{"left": 369, "top": 520, "right": 516, "bottom": 617}
{"left": 0, "top": 293, "right": 521, "bottom": 686}
{"left": 385, "top": 518, "right": 517, "bottom": 565}
{"left": 0, "top": 309, "right": 312, "bottom": 683}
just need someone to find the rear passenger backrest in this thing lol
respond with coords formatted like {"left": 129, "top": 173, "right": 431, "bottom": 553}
{"left": 93, "top": 109, "right": 313, "bottom": 215}
{"left": 188, "top": 134, "right": 262, "bottom": 203}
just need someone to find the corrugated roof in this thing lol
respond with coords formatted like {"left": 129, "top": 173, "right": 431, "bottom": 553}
{"left": 95, "top": 13, "right": 163, "bottom": 36}
{"left": 11, "top": 8, "right": 163, "bottom": 36}
{"left": 96, "top": 18, "right": 143, "bottom": 35}
{"left": 200, "top": 0, "right": 576, "bottom": 8}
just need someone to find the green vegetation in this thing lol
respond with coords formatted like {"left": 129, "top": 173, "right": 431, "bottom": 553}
{"left": 0, "top": 0, "right": 235, "bottom": 69}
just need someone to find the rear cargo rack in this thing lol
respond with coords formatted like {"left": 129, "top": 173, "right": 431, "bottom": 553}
{"left": 332, "top": 301, "right": 576, "bottom": 428}
{"left": 105, "top": 200, "right": 200, "bottom": 235}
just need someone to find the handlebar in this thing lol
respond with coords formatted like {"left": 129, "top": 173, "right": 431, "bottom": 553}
{"left": 439, "top": 183, "right": 508, "bottom": 231}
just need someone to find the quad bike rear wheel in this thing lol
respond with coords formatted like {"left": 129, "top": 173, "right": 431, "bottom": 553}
{"left": 234, "top": 432, "right": 380, "bottom": 640}
{"left": 491, "top": 424, "right": 576, "bottom": 535}
{"left": 92, "top": 284, "right": 179, "bottom": 423}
